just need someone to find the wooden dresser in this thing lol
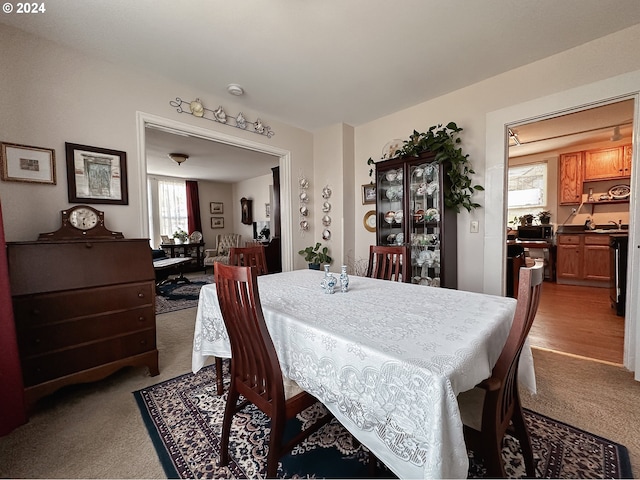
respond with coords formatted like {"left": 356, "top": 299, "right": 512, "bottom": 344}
{"left": 6, "top": 238, "right": 159, "bottom": 408}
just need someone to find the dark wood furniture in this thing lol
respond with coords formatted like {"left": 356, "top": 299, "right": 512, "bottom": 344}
{"left": 159, "top": 241, "right": 205, "bottom": 272}
{"left": 458, "top": 262, "right": 544, "bottom": 478}
{"left": 366, "top": 245, "right": 409, "bottom": 282}
{"left": 6, "top": 238, "right": 159, "bottom": 408}
{"left": 229, "top": 245, "right": 269, "bottom": 276}
{"left": 214, "top": 263, "right": 332, "bottom": 478}
{"left": 374, "top": 151, "right": 457, "bottom": 288}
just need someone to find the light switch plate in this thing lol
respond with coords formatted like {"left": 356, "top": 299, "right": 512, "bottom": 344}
{"left": 470, "top": 220, "right": 479, "bottom": 233}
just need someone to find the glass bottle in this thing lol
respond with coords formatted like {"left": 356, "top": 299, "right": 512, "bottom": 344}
{"left": 340, "top": 265, "right": 349, "bottom": 292}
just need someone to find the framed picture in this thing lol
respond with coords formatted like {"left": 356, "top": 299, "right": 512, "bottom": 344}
{"left": 265, "top": 203, "right": 271, "bottom": 217}
{"left": 240, "top": 197, "right": 253, "bottom": 225}
{"left": 362, "top": 183, "right": 376, "bottom": 204}
{"left": 0, "top": 142, "right": 56, "bottom": 184}
{"left": 65, "top": 142, "right": 128, "bottom": 205}
{"left": 160, "top": 235, "right": 171, "bottom": 244}
{"left": 211, "top": 216, "right": 224, "bottom": 229}
{"left": 210, "top": 202, "right": 223, "bottom": 214}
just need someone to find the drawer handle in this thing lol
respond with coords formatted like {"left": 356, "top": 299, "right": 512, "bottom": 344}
{"left": 138, "top": 292, "right": 145, "bottom": 298}
{"left": 140, "top": 339, "right": 147, "bottom": 345}
{"left": 138, "top": 316, "right": 145, "bottom": 322}
{"left": 85, "top": 242, "right": 93, "bottom": 249}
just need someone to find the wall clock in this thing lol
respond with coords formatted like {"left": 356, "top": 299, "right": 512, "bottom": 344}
{"left": 38, "top": 205, "right": 124, "bottom": 240}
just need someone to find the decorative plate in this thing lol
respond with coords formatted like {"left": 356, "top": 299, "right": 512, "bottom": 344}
{"left": 299, "top": 192, "right": 309, "bottom": 203}
{"left": 322, "top": 201, "right": 331, "bottom": 213}
{"left": 299, "top": 220, "right": 309, "bottom": 231}
{"left": 384, "top": 211, "right": 395, "bottom": 224}
{"left": 322, "top": 215, "right": 332, "bottom": 226}
{"left": 425, "top": 208, "right": 440, "bottom": 222}
{"left": 322, "top": 185, "right": 332, "bottom": 199}
{"left": 385, "top": 169, "right": 398, "bottom": 182}
{"left": 189, "top": 231, "right": 203, "bottom": 242}
{"left": 608, "top": 184, "right": 630, "bottom": 200}
{"left": 322, "top": 229, "right": 331, "bottom": 240}
{"left": 299, "top": 178, "right": 309, "bottom": 189}
{"left": 299, "top": 206, "right": 309, "bottom": 216}
{"left": 394, "top": 210, "right": 404, "bottom": 223}
{"left": 382, "top": 139, "right": 403, "bottom": 160}
{"left": 364, "top": 210, "right": 376, "bottom": 232}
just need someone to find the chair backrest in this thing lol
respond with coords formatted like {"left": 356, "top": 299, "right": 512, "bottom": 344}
{"left": 214, "top": 263, "right": 284, "bottom": 414}
{"left": 488, "top": 260, "right": 544, "bottom": 435}
{"left": 216, "top": 233, "right": 241, "bottom": 255}
{"left": 366, "top": 245, "right": 409, "bottom": 282}
{"left": 245, "top": 240, "right": 263, "bottom": 247}
{"left": 229, "top": 245, "right": 269, "bottom": 276}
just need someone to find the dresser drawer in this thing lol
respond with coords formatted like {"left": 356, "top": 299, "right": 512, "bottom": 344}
{"left": 12, "top": 282, "right": 154, "bottom": 326}
{"left": 21, "top": 329, "right": 156, "bottom": 387}
{"left": 17, "top": 306, "right": 154, "bottom": 356}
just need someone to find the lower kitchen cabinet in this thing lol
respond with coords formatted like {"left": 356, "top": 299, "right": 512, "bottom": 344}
{"left": 556, "top": 234, "right": 610, "bottom": 286}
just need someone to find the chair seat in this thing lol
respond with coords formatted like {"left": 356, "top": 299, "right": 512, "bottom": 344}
{"left": 283, "top": 375, "right": 305, "bottom": 400}
{"left": 457, "top": 387, "right": 485, "bottom": 431}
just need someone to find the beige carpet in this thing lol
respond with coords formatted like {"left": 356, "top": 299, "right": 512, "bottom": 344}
{"left": 0, "top": 308, "right": 638, "bottom": 478}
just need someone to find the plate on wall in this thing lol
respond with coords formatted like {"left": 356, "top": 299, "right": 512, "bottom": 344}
{"left": 608, "top": 184, "right": 630, "bottom": 200}
{"left": 364, "top": 210, "right": 376, "bottom": 232}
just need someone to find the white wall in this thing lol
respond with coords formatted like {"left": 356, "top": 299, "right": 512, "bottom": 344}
{"left": 0, "top": 24, "right": 313, "bottom": 271}
{"left": 232, "top": 173, "right": 272, "bottom": 242}
{"left": 353, "top": 24, "right": 640, "bottom": 293}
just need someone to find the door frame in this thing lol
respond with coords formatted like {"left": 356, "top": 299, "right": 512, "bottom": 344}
{"left": 484, "top": 70, "right": 640, "bottom": 377}
{"left": 135, "top": 111, "right": 295, "bottom": 272}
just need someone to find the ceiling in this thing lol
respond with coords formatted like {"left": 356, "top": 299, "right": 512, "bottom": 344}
{"left": 508, "top": 99, "right": 635, "bottom": 159}
{"left": 3, "top": 1, "right": 639, "bottom": 181}
{"left": 2, "top": 0, "right": 640, "bottom": 132}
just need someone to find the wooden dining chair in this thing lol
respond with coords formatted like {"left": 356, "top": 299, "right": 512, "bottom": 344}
{"left": 214, "top": 263, "right": 332, "bottom": 477}
{"left": 229, "top": 245, "right": 269, "bottom": 276}
{"left": 212, "top": 245, "right": 270, "bottom": 395}
{"left": 457, "top": 260, "right": 544, "bottom": 478}
{"left": 366, "top": 245, "right": 409, "bottom": 282}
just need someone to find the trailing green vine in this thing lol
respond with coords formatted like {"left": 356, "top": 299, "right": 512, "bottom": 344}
{"left": 367, "top": 122, "right": 484, "bottom": 213}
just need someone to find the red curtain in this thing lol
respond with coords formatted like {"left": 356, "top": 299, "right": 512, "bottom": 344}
{"left": 186, "top": 180, "right": 202, "bottom": 234}
{"left": 0, "top": 197, "right": 27, "bottom": 435}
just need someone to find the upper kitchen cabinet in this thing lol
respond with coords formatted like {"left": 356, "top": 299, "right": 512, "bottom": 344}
{"left": 559, "top": 151, "right": 583, "bottom": 205}
{"left": 584, "top": 144, "right": 631, "bottom": 181}
{"left": 375, "top": 152, "right": 457, "bottom": 289}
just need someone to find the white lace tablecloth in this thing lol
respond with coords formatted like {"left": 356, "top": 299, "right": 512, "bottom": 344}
{"left": 192, "top": 269, "right": 535, "bottom": 479}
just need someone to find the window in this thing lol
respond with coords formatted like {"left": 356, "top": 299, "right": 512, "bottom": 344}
{"left": 508, "top": 162, "right": 547, "bottom": 208}
{"left": 157, "top": 178, "right": 187, "bottom": 236}
{"left": 507, "top": 162, "right": 548, "bottom": 225}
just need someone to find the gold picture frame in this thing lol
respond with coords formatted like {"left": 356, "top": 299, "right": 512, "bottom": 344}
{"left": 0, "top": 142, "right": 56, "bottom": 184}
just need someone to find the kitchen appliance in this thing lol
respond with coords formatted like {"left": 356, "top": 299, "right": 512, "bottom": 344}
{"left": 517, "top": 225, "right": 553, "bottom": 240}
{"left": 610, "top": 234, "right": 628, "bottom": 316}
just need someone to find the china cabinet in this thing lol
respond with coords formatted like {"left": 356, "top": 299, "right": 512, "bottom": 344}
{"left": 375, "top": 152, "right": 457, "bottom": 288}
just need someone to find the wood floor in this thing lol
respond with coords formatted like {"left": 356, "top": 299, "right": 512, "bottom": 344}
{"left": 529, "top": 281, "right": 625, "bottom": 364}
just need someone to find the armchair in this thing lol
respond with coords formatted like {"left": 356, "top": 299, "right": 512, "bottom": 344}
{"left": 203, "top": 233, "right": 241, "bottom": 273}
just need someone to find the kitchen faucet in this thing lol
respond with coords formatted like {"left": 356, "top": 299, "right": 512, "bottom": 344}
{"left": 608, "top": 219, "right": 623, "bottom": 230}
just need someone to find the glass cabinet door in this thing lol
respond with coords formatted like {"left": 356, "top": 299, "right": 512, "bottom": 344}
{"left": 408, "top": 160, "right": 442, "bottom": 286}
{"left": 376, "top": 165, "right": 405, "bottom": 246}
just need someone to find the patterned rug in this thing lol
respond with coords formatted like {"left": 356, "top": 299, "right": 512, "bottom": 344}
{"left": 134, "top": 363, "right": 632, "bottom": 479}
{"left": 155, "top": 275, "right": 212, "bottom": 314}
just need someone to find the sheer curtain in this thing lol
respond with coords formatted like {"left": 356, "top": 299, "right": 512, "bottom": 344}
{"left": 157, "top": 178, "right": 188, "bottom": 237}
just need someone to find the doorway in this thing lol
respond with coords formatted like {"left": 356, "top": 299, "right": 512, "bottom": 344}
{"left": 506, "top": 99, "right": 633, "bottom": 364}
{"left": 135, "top": 112, "right": 295, "bottom": 271}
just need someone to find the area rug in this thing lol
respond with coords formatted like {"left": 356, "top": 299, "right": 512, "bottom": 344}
{"left": 155, "top": 275, "right": 212, "bottom": 314}
{"left": 134, "top": 363, "right": 632, "bottom": 479}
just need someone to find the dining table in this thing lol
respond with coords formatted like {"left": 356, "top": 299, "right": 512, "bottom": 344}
{"left": 192, "top": 269, "right": 535, "bottom": 479}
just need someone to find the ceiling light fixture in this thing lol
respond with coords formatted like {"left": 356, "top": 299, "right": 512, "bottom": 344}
{"left": 508, "top": 128, "right": 521, "bottom": 146}
{"left": 610, "top": 126, "right": 623, "bottom": 141}
{"left": 168, "top": 153, "right": 189, "bottom": 166}
{"left": 227, "top": 84, "right": 244, "bottom": 96}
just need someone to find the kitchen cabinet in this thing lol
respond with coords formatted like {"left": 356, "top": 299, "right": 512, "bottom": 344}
{"left": 375, "top": 151, "right": 457, "bottom": 288}
{"left": 556, "top": 233, "right": 611, "bottom": 286}
{"left": 559, "top": 152, "right": 583, "bottom": 205}
{"left": 584, "top": 146, "right": 629, "bottom": 180}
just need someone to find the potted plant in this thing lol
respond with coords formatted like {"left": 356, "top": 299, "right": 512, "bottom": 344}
{"left": 367, "top": 122, "right": 484, "bottom": 212}
{"left": 538, "top": 211, "right": 551, "bottom": 224}
{"left": 173, "top": 228, "right": 188, "bottom": 244}
{"left": 298, "top": 242, "right": 332, "bottom": 270}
